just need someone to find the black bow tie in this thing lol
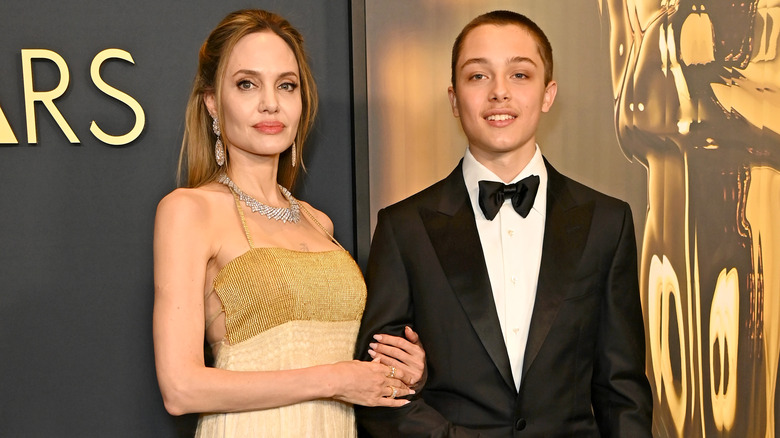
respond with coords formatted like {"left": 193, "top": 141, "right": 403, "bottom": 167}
{"left": 478, "top": 175, "right": 540, "bottom": 220}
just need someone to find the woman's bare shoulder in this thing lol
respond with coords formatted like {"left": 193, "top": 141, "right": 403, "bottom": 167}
{"left": 156, "top": 183, "right": 230, "bottom": 225}
{"left": 299, "top": 200, "right": 334, "bottom": 234}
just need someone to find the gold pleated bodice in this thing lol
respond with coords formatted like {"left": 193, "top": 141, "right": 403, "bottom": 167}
{"left": 214, "top": 247, "right": 366, "bottom": 346}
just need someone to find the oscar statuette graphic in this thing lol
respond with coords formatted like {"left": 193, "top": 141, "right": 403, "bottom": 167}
{"left": 602, "top": 0, "right": 780, "bottom": 436}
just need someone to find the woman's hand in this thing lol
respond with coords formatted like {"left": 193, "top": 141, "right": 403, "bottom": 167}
{"left": 368, "top": 326, "right": 427, "bottom": 390}
{"left": 327, "top": 360, "right": 413, "bottom": 407}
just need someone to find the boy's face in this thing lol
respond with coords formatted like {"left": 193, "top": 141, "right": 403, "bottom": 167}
{"left": 448, "top": 23, "right": 556, "bottom": 160}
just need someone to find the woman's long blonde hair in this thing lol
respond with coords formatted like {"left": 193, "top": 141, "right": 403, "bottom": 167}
{"left": 178, "top": 9, "right": 318, "bottom": 189}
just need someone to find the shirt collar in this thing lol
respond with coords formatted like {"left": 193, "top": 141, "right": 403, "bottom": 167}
{"left": 462, "top": 145, "right": 548, "bottom": 218}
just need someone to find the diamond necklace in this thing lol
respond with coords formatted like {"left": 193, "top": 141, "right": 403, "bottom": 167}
{"left": 217, "top": 173, "right": 301, "bottom": 223}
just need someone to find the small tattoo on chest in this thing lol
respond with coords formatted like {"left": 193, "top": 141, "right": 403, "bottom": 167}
{"left": 299, "top": 243, "right": 310, "bottom": 252}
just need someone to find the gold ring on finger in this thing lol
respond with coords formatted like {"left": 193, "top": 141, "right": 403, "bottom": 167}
{"left": 388, "top": 365, "right": 396, "bottom": 379}
{"left": 388, "top": 385, "right": 398, "bottom": 399}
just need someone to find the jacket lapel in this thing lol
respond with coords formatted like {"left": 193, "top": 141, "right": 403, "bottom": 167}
{"left": 522, "top": 160, "right": 594, "bottom": 379}
{"left": 421, "top": 162, "right": 516, "bottom": 391}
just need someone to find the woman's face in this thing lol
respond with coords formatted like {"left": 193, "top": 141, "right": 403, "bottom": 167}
{"left": 208, "top": 31, "right": 302, "bottom": 163}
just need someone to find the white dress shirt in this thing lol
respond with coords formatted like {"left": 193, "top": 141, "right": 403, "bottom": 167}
{"left": 462, "top": 146, "right": 547, "bottom": 390}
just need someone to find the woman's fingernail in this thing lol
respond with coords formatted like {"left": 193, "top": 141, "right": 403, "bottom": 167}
{"left": 373, "top": 334, "right": 383, "bottom": 341}
{"left": 369, "top": 342, "right": 377, "bottom": 350}
{"left": 368, "top": 349, "right": 376, "bottom": 357}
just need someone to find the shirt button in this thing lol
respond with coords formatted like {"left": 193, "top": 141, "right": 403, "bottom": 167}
{"left": 508, "top": 229, "right": 515, "bottom": 237}
{"left": 511, "top": 276, "right": 517, "bottom": 284}
{"left": 515, "top": 418, "right": 527, "bottom": 430}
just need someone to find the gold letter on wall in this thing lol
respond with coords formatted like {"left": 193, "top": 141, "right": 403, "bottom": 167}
{"left": 0, "top": 103, "right": 19, "bottom": 144}
{"left": 89, "top": 49, "right": 145, "bottom": 145}
{"left": 21, "top": 49, "right": 79, "bottom": 144}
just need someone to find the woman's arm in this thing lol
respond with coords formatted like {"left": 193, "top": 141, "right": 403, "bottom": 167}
{"left": 152, "top": 190, "right": 411, "bottom": 416}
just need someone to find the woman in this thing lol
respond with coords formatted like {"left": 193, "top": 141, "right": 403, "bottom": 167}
{"left": 153, "top": 9, "right": 424, "bottom": 437}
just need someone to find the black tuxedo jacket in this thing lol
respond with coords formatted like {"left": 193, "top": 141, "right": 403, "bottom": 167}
{"left": 355, "top": 159, "right": 652, "bottom": 437}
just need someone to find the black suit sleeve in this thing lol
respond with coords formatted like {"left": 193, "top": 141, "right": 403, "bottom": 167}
{"left": 591, "top": 204, "right": 653, "bottom": 437}
{"left": 355, "top": 208, "right": 481, "bottom": 438}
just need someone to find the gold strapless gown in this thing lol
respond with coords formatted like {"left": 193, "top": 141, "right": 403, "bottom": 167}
{"left": 195, "top": 193, "right": 366, "bottom": 437}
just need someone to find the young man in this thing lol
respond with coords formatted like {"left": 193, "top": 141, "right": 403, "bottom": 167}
{"left": 356, "top": 10, "right": 652, "bottom": 437}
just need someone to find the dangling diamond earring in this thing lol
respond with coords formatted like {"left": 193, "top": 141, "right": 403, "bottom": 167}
{"left": 212, "top": 117, "right": 225, "bottom": 167}
{"left": 291, "top": 140, "right": 296, "bottom": 168}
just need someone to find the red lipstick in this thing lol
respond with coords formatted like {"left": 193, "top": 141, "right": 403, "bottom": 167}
{"left": 254, "top": 121, "right": 285, "bottom": 134}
